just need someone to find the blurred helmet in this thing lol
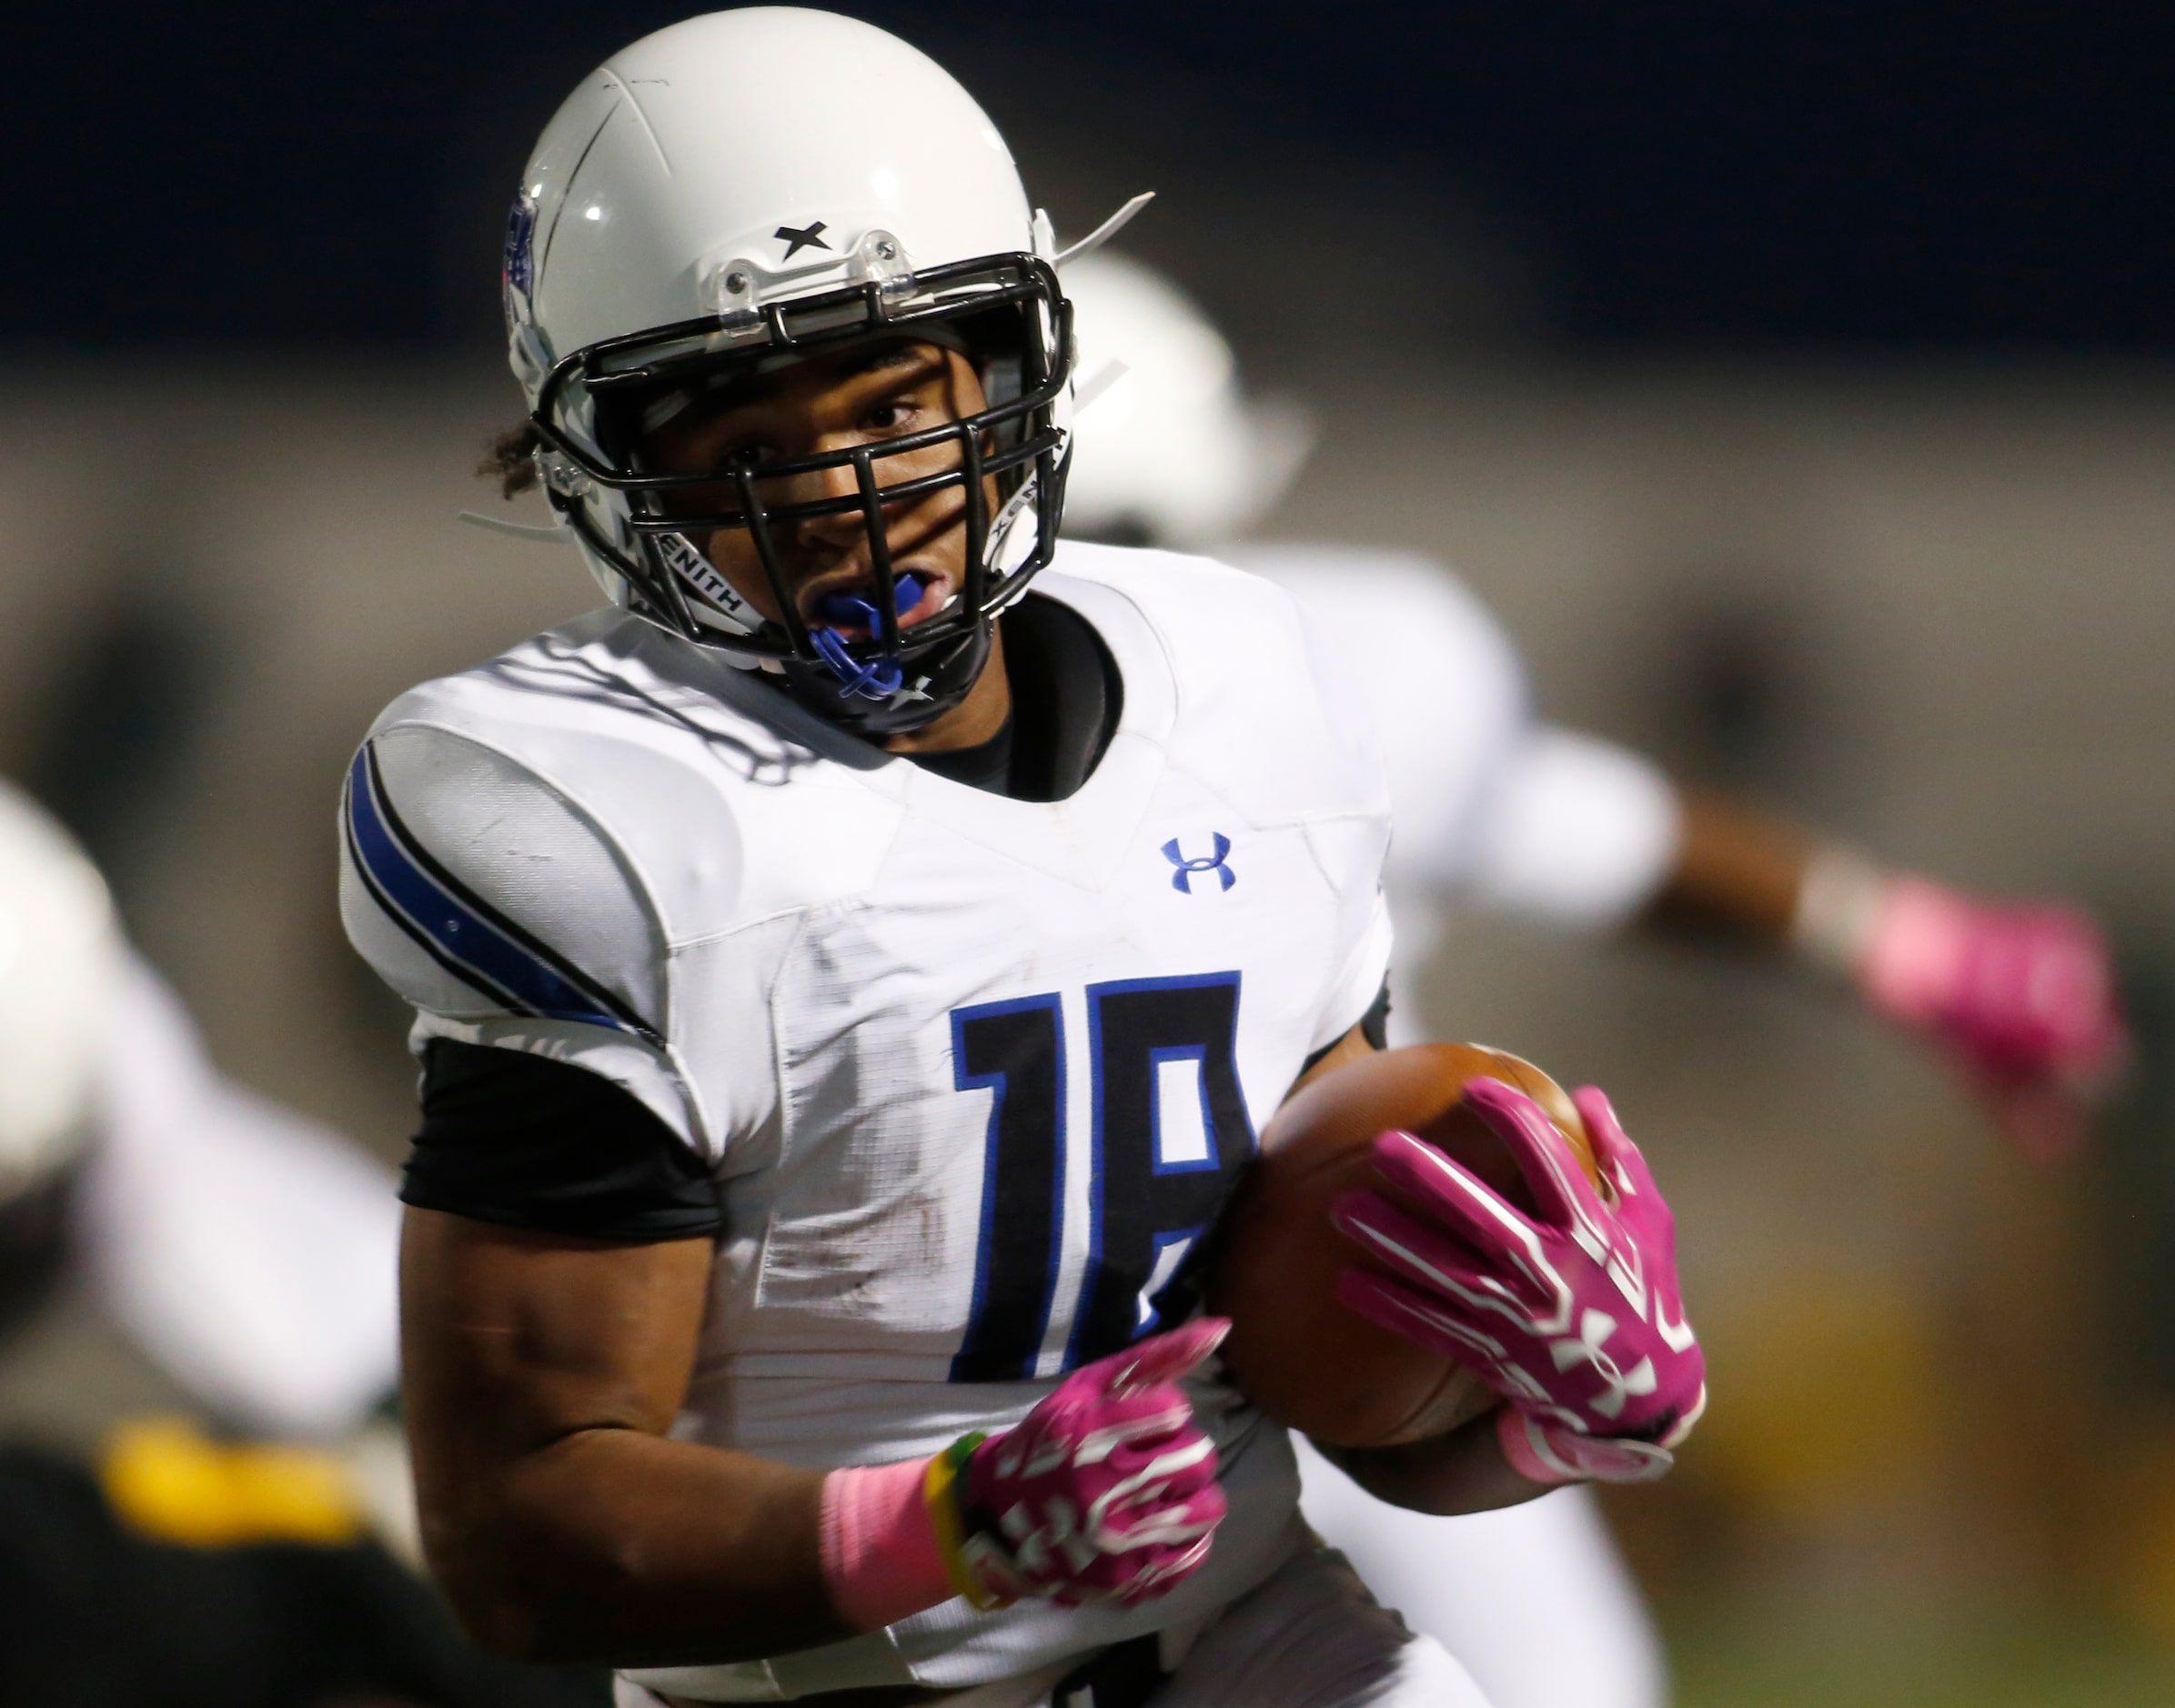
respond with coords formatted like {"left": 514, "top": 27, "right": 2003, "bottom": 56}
{"left": 1060, "top": 250, "right": 1314, "bottom": 551}
{"left": 505, "top": 7, "right": 1073, "bottom": 735}
{"left": 0, "top": 779, "right": 120, "bottom": 1200}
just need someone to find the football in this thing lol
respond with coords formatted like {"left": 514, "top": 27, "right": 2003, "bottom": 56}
{"left": 1210, "top": 1042, "right": 1602, "bottom": 1448}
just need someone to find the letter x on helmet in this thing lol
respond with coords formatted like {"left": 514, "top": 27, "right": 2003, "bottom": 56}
{"left": 503, "top": 7, "right": 1077, "bottom": 735}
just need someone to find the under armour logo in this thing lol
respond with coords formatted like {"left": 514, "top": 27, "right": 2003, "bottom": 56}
{"left": 1163, "top": 833, "right": 1235, "bottom": 895}
{"left": 774, "top": 219, "right": 831, "bottom": 260}
{"left": 1549, "top": 1308, "right": 1657, "bottom": 1422}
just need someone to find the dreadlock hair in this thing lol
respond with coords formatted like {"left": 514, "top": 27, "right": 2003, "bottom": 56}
{"left": 480, "top": 421, "right": 544, "bottom": 498}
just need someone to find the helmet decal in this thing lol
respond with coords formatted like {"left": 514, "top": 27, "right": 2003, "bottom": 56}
{"left": 657, "top": 532, "right": 760, "bottom": 637}
{"left": 773, "top": 220, "right": 832, "bottom": 260}
{"left": 502, "top": 194, "right": 539, "bottom": 328}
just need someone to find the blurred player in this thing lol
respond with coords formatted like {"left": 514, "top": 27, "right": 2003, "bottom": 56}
{"left": 1060, "top": 247, "right": 2128, "bottom": 1708}
{"left": 0, "top": 778, "right": 614, "bottom": 1706}
{"left": 0, "top": 775, "right": 400, "bottom": 1442}
{"left": 344, "top": 13, "right": 1707, "bottom": 1706}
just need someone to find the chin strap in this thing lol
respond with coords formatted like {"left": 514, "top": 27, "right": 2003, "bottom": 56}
{"left": 810, "top": 573, "right": 926, "bottom": 700}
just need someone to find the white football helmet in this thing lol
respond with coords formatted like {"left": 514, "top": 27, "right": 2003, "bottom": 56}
{"left": 505, "top": 7, "right": 1073, "bottom": 734}
{"left": 1060, "top": 249, "right": 1314, "bottom": 550}
{"left": 0, "top": 779, "right": 119, "bottom": 1200}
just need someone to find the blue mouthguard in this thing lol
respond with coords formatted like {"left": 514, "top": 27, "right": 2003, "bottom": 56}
{"left": 814, "top": 572, "right": 924, "bottom": 631}
{"left": 810, "top": 572, "right": 924, "bottom": 700}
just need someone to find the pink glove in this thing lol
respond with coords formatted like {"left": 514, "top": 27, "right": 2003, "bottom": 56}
{"left": 820, "top": 1319, "right": 1229, "bottom": 1629}
{"left": 953, "top": 1317, "right": 1229, "bottom": 1607}
{"left": 1331, "top": 1080, "right": 1706, "bottom": 1486}
{"left": 1860, "top": 879, "right": 2126, "bottom": 1160}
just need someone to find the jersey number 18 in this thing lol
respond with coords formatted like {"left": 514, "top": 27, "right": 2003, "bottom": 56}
{"left": 948, "top": 972, "right": 1254, "bottom": 1382}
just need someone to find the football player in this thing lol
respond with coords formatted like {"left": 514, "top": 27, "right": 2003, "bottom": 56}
{"left": 0, "top": 780, "right": 614, "bottom": 1706}
{"left": 343, "top": 13, "right": 1707, "bottom": 1707}
{"left": 0, "top": 775, "right": 400, "bottom": 1443}
{"left": 1059, "top": 247, "right": 2128, "bottom": 1708}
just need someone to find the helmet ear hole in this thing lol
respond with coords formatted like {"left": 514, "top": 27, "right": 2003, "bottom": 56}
{"left": 982, "top": 355, "right": 1022, "bottom": 407}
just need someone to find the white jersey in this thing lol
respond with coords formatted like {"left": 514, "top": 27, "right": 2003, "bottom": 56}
{"left": 1226, "top": 543, "right": 1681, "bottom": 939}
{"left": 82, "top": 957, "right": 402, "bottom": 1442}
{"left": 0, "top": 778, "right": 118, "bottom": 1183}
{"left": 0, "top": 778, "right": 398, "bottom": 1445}
{"left": 340, "top": 541, "right": 1393, "bottom": 1697}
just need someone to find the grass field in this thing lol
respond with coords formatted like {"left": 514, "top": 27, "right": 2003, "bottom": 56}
{"left": 1669, "top": 1615, "right": 2175, "bottom": 1707}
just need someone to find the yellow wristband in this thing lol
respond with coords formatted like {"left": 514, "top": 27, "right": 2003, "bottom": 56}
{"left": 923, "top": 1432, "right": 1009, "bottom": 1611}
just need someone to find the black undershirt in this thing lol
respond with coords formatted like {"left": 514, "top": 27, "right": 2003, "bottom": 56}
{"left": 907, "top": 716, "right": 1015, "bottom": 794}
{"left": 400, "top": 596, "right": 1376, "bottom": 1241}
{"left": 402, "top": 1041, "right": 723, "bottom": 1240}
{"left": 901, "top": 592, "right": 1125, "bottom": 800}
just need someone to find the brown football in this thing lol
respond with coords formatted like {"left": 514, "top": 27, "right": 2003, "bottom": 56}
{"left": 1209, "top": 1042, "right": 1601, "bottom": 1447}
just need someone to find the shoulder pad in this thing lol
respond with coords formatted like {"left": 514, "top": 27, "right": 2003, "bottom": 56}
{"left": 339, "top": 723, "right": 666, "bottom": 1042}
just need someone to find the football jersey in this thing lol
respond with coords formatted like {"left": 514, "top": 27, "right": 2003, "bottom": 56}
{"left": 339, "top": 540, "right": 1393, "bottom": 1697}
{"left": 1226, "top": 542, "right": 1681, "bottom": 949}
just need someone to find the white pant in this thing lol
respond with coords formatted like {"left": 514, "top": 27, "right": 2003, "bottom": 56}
{"left": 1294, "top": 1436, "right": 1666, "bottom": 1708}
{"left": 1145, "top": 1544, "right": 1489, "bottom": 1707}
{"left": 617, "top": 1545, "right": 1486, "bottom": 1708}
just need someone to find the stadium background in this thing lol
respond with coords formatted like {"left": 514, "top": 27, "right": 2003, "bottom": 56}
{"left": 5, "top": 5, "right": 2175, "bottom": 1702}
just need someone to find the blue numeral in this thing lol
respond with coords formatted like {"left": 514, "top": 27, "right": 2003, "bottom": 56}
{"left": 950, "top": 996, "right": 1067, "bottom": 1382}
{"left": 948, "top": 973, "right": 1254, "bottom": 1381}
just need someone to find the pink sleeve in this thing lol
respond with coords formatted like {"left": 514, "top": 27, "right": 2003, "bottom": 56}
{"left": 818, "top": 1456, "right": 951, "bottom": 1632}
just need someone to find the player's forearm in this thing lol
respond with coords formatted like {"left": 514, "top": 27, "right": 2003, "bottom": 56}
{"left": 1632, "top": 788, "right": 1813, "bottom": 949}
{"left": 420, "top": 1424, "right": 842, "bottom": 1666}
{"left": 1308, "top": 1410, "right": 1542, "bottom": 1517}
{"left": 1631, "top": 794, "right": 2124, "bottom": 1143}
{"left": 399, "top": 1211, "right": 844, "bottom": 1666}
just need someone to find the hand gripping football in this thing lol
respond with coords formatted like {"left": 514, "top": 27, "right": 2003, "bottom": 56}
{"left": 1335, "top": 1081, "right": 1707, "bottom": 1482}
{"left": 1209, "top": 1044, "right": 1600, "bottom": 1447}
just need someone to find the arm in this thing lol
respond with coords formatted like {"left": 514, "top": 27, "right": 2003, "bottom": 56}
{"left": 1633, "top": 788, "right": 1805, "bottom": 946}
{"left": 398, "top": 1210, "right": 837, "bottom": 1665}
{"left": 1460, "top": 728, "right": 2125, "bottom": 1157}
{"left": 352, "top": 731, "right": 863, "bottom": 1664}
{"left": 403, "top": 1207, "right": 1232, "bottom": 1666}
{"left": 91, "top": 957, "right": 402, "bottom": 1441}
{"left": 1640, "top": 789, "right": 2126, "bottom": 1158}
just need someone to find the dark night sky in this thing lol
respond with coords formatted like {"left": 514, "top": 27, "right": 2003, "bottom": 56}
{"left": 9, "top": 3, "right": 2174, "bottom": 352}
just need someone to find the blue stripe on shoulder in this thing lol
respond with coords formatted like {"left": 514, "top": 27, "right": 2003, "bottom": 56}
{"left": 344, "top": 746, "right": 656, "bottom": 1041}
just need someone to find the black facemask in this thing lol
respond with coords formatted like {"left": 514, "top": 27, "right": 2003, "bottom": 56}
{"left": 529, "top": 254, "right": 1072, "bottom": 737}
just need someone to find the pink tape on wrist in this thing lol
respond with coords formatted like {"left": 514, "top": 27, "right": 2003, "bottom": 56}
{"left": 818, "top": 1456, "right": 952, "bottom": 1633}
{"left": 1859, "top": 878, "right": 1973, "bottom": 1024}
{"left": 1495, "top": 1408, "right": 1573, "bottom": 1486}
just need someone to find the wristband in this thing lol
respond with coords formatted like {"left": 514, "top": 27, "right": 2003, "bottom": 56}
{"left": 923, "top": 1431, "right": 1008, "bottom": 1611}
{"left": 1790, "top": 845, "right": 1889, "bottom": 980}
{"left": 817, "top": 1454, "right": 952, "bottom": 1633}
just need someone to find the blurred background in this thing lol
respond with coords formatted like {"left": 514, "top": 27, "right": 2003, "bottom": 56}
{"left": 5, "top": 4, "right": 2174, "bottom": 1703}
